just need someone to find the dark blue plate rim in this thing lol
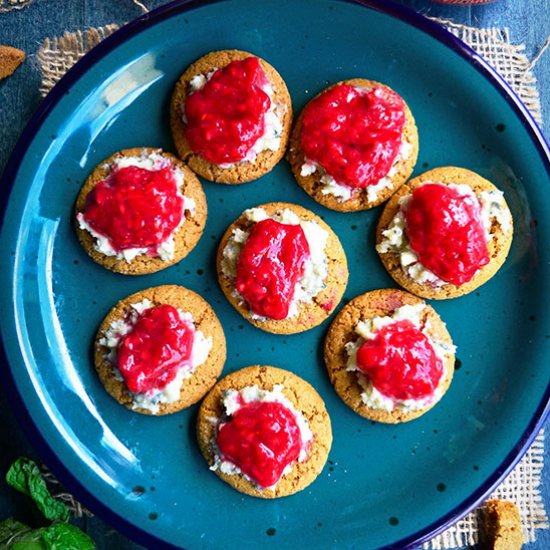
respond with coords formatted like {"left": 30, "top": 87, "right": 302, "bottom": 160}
{"left": 0, "top": 1, "right": 549, "bottom": 549}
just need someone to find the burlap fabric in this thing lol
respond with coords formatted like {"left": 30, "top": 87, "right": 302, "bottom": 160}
{"left": 36, "top": 24, "right": 120, "bottom": 97}
{"left": 0, "top": 0, "right": 33, "bottom": 13}
{"left": 34, "top": 13, "right": 548, "bottom": 550}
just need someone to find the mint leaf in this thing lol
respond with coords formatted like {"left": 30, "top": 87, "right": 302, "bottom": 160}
{"left": 2, "top": 458, "right": 95, "bottom": 549}
{"left": 6, "top": 458, "right": 70, "bottom": 523}
{"left": 10, "top": 533, "right": 45, "bottom": 550}
{"left": 10, "top": 543, "right": 45, "bottom": 550}
{"left": 0, "top": 518, "right": 45, "bottom": 548}
{"left": 41, "top": 523, "right": 94, "bottom": 550}
{"left": 0, "top": 519, "right": 93, "bottom": 549}
{"left": 0, "top": 517, "right": 31, "bottom": 544}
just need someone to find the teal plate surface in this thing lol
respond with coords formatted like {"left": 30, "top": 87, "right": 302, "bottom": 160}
{"left": 1, "top": 0, "right": 550, "bottom": 548}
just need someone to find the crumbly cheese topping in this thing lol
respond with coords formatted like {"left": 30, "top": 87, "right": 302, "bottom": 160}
{"left": 77, "top": 150, "right": 196, "bottom": 263}
{"left": 479, "top": 189, "right": 513, "bottom": 236}
{"left": 221, "top": 207, "right": 329, "bottom": 320}
{"left": 210, "top": 384, "right": 314, "bottom": 489}
{"left": 301, "top": 140, "right": 413, "bottom": 203}
{"left": 99, "top": 299, "right": 212, "bottom": 414}
{"left": 345, "top": 303, "right": 455, "bottom": 413}
{"left": 376, "top": 182, "right": 512, "bottom": 288}
{"left": 184, "top": 65, "right": 285, "bottom": 166}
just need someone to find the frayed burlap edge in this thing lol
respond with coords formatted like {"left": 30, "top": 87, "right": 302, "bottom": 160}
{"left": 36, "top": 16, "right": 548, "bottom": 550}
{"left": 37, "top": 24, "right": 120, "bottom": 97}
{"left": 0, "top": 0, "right": 33, "bottom": 13}
{"left": 431, "top": 17, "right": 543, "bottom": 126}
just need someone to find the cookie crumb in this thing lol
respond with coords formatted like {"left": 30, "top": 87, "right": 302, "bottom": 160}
{"left": 0, "top": 45, "right": 25, "bottom": 80}
{"left": 484, "top": 499, "right": 523, "bottom": 550}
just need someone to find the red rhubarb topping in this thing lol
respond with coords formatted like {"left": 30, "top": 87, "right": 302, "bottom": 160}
{"left": 235, "top": 219, "right": 310, "bottom": 320}
{"left": 118, "top": 304, "right": 194, "bottom": 394}
{"left": 217, "top": 399, "right": 303, "bottom": 488}
{"left": 300, "top": 84, "right": 406, "bottom": 189}
{"left": 404, "top": 183, "right": 489, "bottom": 285}
{"left": 183, "top": 57, "right": 271, "bottom": 164}
{"left": 357, "top": 319, "right": 443, "bottom": 401}
{"left": 82, "top": 165, "right": 184, "bottom": 254}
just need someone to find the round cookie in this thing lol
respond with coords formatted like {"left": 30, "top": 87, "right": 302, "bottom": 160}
{"left": 376, "top": 166, "right": 514, "bottom": 299}
{"left": 95, "top": 285, "right": 226, "bottom": 415}
{"left": 170, "top": 49, "right": 292, "bottom": 184}
{"left": 288, "top": 79, "right": 418, "bottom": 212}
{"left": 75, "top": 147, "right": 207, "bottom": 275}
{"left": 324, "top": 288, "right": 455, "bottom": 423}
{"left": 197, "top": 365, "right": 332, "bottom": 498}
{"left": 217, "top": 202, "right": 348, "bottom": 334}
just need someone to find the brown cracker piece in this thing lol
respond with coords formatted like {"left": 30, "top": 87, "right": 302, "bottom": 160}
{"left": 216, "top": 201, "right": 348, "bottom": 334}
{"left": 376, "top": 166, "right": 514, "bottom": 299}
{"left": 484, "top": 499, "right": 523, "bottom": 550}
{"left": 288, "top": 79, "right": 418, "bottom": 212}
{"left": 324, "top": 288, "right": 455, "bottom": 423}
{"left": 74, "top": 147, "right": 207, "bottom": 275}
{"left": 94, "top": 285, "right": 226, "bottom": 415}
{"left": 170, "top": 49, "right": 292, "bottom": 184}
{"left": 0, "top": 45, "right": 25, "bottom": 80}
{"left": 197, "top": 365, "right": 332, "bottom": 498}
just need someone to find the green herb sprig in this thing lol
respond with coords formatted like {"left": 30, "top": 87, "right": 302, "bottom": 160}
{"left": 0, "top": 458, "right": 94, "bottom": 549}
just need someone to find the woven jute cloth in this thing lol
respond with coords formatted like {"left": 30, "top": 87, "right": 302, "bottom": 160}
{"left": 0, "top": 0, "right": 33, "bottom": 13}
{"left": 36, "top": 24, "right": 120, "bottom": 97}
{"left": 35, "top": 15, "right": 548, "bottom": 550}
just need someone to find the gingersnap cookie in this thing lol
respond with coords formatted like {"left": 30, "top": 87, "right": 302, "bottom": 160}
{"left": 197, "top": 365, "right": 332, "bottom": 498}
{"left": 95, "top": 285, "right": 226, "bottom": 415}
{"left": 171, "top": 49, "right": 292, "bottom": 184}
{"left": 324, "top": 289, "right": 455, "bottom": 423}
{"left": 75, "top": 147, "right": 207, "bottom": 275}
{"left": 376, "top": 166, "right": 514, "bottom": 300}
{"left": 217, "top": 202, "right": 348, "bottom": 334}
{"left": 288, "top": 79, "right": 418, "bottom": 212}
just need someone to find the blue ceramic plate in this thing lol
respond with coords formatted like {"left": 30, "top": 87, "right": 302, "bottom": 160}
{"left": 1, "top": 1, "right": 549, "bottom": 548}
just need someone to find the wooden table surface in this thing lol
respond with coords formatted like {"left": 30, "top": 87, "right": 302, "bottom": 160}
{"left": 0, "top": 1, "right": 548, "bottom": 549}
